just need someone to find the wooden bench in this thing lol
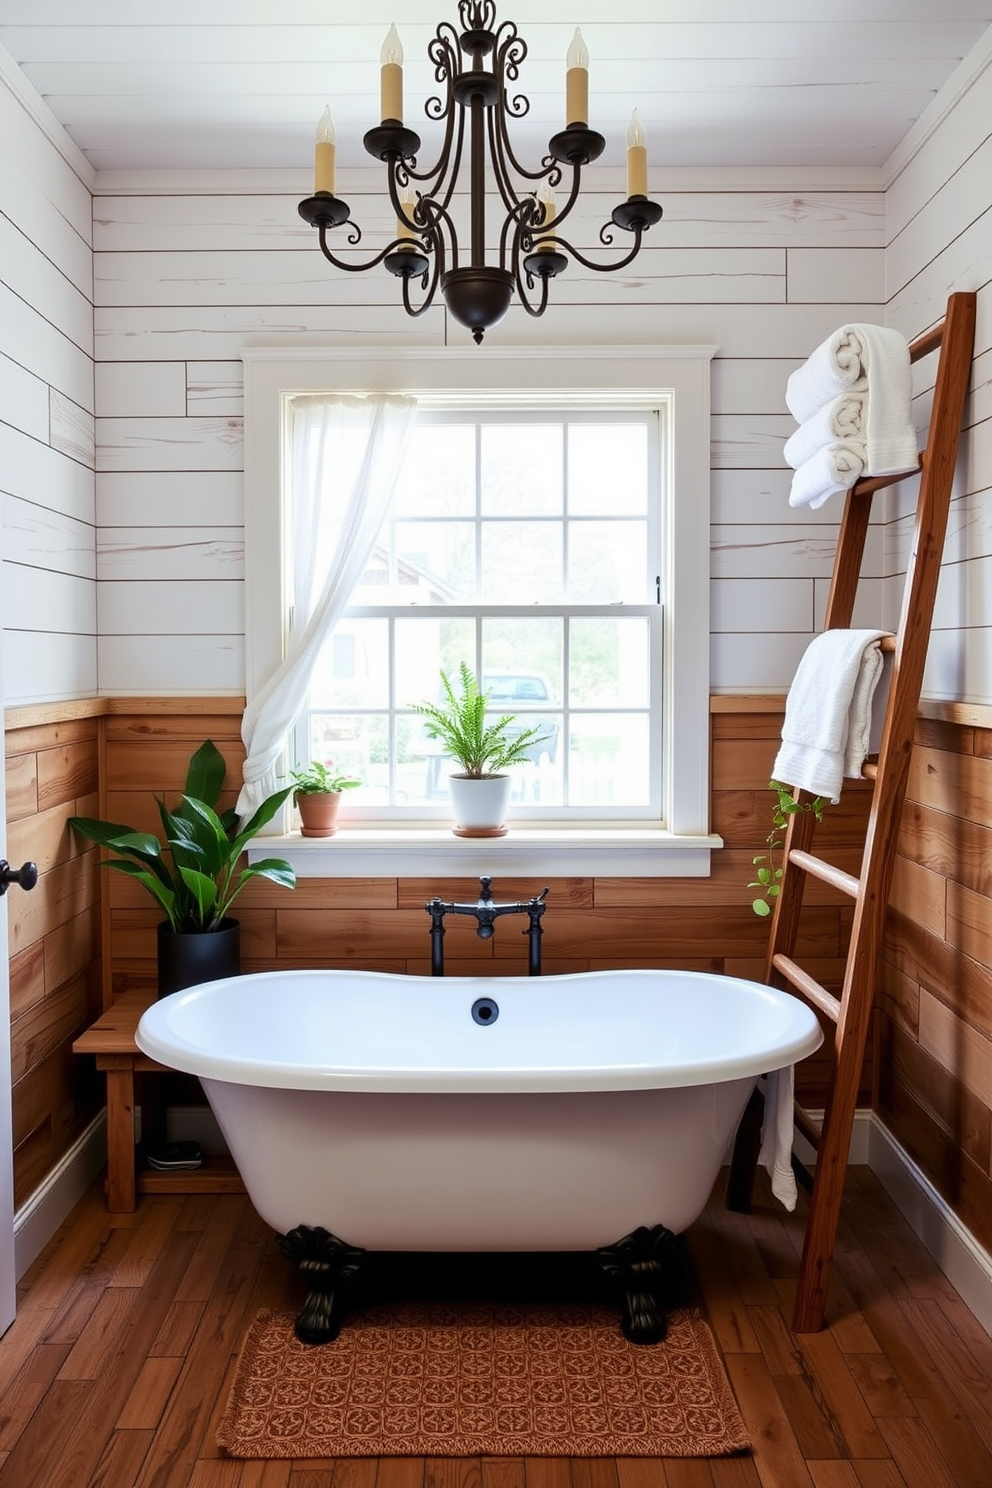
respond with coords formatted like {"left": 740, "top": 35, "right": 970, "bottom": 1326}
{"left": 73, "top": 994, "right": 245, "bottom": 1212}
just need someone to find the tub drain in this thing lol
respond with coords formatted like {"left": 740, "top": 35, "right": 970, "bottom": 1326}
{"left": 471, "top": 997, "right": 499, "bottom": 1026}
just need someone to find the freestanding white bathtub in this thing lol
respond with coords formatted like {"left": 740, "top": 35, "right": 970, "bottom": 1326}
{"left": 136, "top": 967, "right": 821, "bottom": 1341}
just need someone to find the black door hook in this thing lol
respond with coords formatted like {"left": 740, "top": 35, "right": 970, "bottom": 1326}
{"left": 0, "top": 860, "right": 38, "bottom": 895}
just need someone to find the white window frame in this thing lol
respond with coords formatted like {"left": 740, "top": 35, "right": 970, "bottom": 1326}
{"left": 242, "top": 345, "right": 720, "bottom": 878}
{"left": 297, "top": 403, "right": 663, "bottom": 821}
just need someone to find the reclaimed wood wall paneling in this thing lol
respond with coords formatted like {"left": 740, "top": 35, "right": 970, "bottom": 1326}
{"left": 12, "top": 693, "right": 991, "bottom": 1235}
{"left": 880, "top": 719, "right": 992, "bottom": 1255}
{"left": 97, "top": 699, "right": 861, "bottom": 1115}
{"left": 4, "top": 714, "right": 104, "bottom": 1206}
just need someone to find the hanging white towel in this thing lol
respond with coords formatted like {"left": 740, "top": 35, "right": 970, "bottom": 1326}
{"left": 788, "top": 442, "right": 865, "bottom": 511}
{"left": 772, "top": 628, "right": 891, "bottom": 803}
{"left": 785, "top": 323, "right": 918, "bottom": 476}
{"left": 783, "top": 392, "right": 866, "bottom": 472}
{"left": 759, "top": 1068, "right": 797, "bottom": 1210}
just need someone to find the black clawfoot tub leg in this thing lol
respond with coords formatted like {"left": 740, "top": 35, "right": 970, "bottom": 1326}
{"left": 278, "top": 1225, "right": 366, "bottom": 1344}
{"left": 596, "top": 1224, "right": 679, "bottom": 1343}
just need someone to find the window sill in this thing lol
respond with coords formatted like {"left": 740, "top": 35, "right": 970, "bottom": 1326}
{"left": 248, "top": 827, "right": 724, "bottom": 879}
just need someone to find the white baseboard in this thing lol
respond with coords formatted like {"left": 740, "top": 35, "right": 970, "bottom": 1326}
{"left": 722, "top": 1104, "right": 991, "bottom": 1336}
{"left": 793, "top": 1110, "right": 992, "bottom": 1337}
{"left": 13, "top": 1112, "right": 107, "bottom": 1280}
{"left": 794, "top": 1107, "right": 872, "bottom": 1166}
{"left": 868, "top": 1114, "right": 992, "bottom": 1338}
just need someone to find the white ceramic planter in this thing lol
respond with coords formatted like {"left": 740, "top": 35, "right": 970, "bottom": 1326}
{"left": 447, "top": 773, "right": 512, "bottom": 837}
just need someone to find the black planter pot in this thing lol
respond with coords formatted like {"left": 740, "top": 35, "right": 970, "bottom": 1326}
{"left": 156, "top": 918, "right": 241, "bottom": 998}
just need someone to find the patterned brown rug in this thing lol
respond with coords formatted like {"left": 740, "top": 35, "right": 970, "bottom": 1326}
{"left": 217, "top": 1302, "right": 750, "bottom": 1459}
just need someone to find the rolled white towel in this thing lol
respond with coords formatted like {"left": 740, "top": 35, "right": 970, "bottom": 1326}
{"left": 786, "top": 323, "right": 917, "bottom": 476}
{"left": 784, "top": 392, "right": 866, "bottom": 472}
{"left": 789, "top": 442, "right": 865, "bottom": 511}
{"left": 786, "top": 327, "right": 870, "bottom": 423}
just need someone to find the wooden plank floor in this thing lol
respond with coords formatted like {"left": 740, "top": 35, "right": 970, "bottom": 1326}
{"left": 2, "top": 1167, "right": 992, "bottom": 1487}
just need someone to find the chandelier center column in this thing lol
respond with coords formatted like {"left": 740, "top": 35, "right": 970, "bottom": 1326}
{"left": 471, "top": 88, "right": 485, "bottom": 266}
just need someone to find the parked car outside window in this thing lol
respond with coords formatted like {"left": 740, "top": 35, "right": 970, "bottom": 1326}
{"left": 482, "top": 671, "right": 559, "bottom": 765}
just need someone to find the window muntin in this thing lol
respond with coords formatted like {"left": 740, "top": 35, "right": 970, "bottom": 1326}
{"left": 295, "top": 408, "right": 663, "bottom": 821}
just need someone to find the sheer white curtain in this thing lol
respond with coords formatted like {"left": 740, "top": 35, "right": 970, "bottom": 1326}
{"left": 237, "top": 392, "right": 417, "bottom": 821}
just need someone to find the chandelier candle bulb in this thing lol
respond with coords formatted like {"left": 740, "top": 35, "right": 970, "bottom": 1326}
{"left": 314, "top": 107, "right": 336, "bottom": 194}
{"left": 565, "top": 28, "right": 589, "bottom": 125}
{"left": 536, "top": 181, "right": 557, "bottom": 248}
{"left": 626, "top": 109, "right": 648, "bottom": 198}
{"left": 396, "top": 188, "right": 418, "bottom": 246}
{"left": 381, "top": 24, "right": 404, "bottom": 121}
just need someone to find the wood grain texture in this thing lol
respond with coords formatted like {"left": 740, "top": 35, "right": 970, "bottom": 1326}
{"left": 881, "top": 709, "right": 992, "bottom": 1257}
{"left": 89, "top": 697, "right": 869, "bottom": 1104}
{"left": 4, "top": 712, "right": 105, "bottom": 1211}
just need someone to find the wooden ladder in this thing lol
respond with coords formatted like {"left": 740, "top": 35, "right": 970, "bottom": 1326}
{"left": 727, "top": 290, "right": 977, "bottom": 1334}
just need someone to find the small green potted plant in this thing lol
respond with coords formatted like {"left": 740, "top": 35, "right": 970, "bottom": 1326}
{"left": 411, "top": 662, "right": 549, "bottom": 837}
{"left": 69, "top": 740, "right": 296, "bottom": 996}
{"left": 290, "top": 759, "right": 361, "bottom": 837}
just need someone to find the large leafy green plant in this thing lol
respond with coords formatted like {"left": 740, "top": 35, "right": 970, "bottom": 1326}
{"left": 69, "top": 740, "right": 296, "bottom": 932}
{"left": 411, "top": 663, "right": 549, "bottom": 778}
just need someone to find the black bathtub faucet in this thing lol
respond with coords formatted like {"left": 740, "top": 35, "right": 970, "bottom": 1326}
{"left": 426, "top": 875, "right": 549, "bottom": 977}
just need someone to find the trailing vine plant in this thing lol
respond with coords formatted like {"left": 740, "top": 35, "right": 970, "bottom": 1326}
{"left": 749, "top": 779, "right": 828, "bottom": 918}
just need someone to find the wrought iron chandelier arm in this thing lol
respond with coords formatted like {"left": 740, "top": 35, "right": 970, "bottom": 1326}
{"left": 379, "top": 155, "right": 454, "bottom": 277}
{"left": 314, "top": 223, "right": 404, "bottom": 274}
{"left": 487, "top": 104, "right": 519, "bottom": 222}
{"left": 395, "top": 191, "right": 456, "bottom": 276}
{"left": 405, "top": 103, "right": 466, "bottom": 228}
{"left": 542, "top": 160, "right": 582, "bottom": 229}
{"left": 487, "top": 22, "right": 551, "bottom": 190}
{"left": 512, "top": 210, "right": 562, "bottom": 319}
{"left": 549, "top": 226, "right": 648, "bottom": 276}
{"left": 397, "top": 250, "right": 442, "bottom": 317}
{"left": 400, "top": 24, "right": 461, "bottom": 193}
{"left": 513, "top": 253, "right": 554, "bottom": 319}
{"left": 499, "top": 196, "right": 522, "bottom": 260}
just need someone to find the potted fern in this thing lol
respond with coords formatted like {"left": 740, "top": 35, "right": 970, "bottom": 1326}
{"left": 411, "top": 663, "right": 549, "bottom": 837}
{"left": 69, "top": 740, "right": 296, "bottom": 996}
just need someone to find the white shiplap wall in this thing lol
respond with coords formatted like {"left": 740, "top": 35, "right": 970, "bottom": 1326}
{"left": 0, "top": 62, "right": 96, "bottom": 705}
{"left": 90, "top": 172, "right": 887, "bottom": 696}
{"left": 884, "top": 46, "right": 992, "bottom": 703}
{"left": 5, "top": 48, "right": 988, "bottom": 709}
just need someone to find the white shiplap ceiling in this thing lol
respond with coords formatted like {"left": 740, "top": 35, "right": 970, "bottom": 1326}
{"left": 1, "top": 1, "right": 991, "bottom": 175}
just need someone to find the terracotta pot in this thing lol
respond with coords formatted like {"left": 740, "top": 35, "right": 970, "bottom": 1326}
{"left": 157, "top": 918, "right": 241, "bottom": 999}
{"left": 296, "top": 790, "right": 344, "bottom": 837}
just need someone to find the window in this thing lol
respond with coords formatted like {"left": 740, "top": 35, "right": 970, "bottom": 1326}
{"left": 297, "top": 408, "right": 661, "bottom": 820}
{"left": 242, "top": 346, "right": 717, "bottom": 876}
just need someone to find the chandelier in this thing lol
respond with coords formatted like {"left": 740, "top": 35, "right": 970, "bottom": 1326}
{"left": 297, "top": 2, "right": 663, "bottom": 343}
